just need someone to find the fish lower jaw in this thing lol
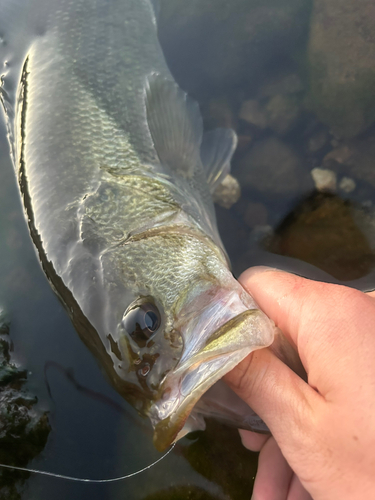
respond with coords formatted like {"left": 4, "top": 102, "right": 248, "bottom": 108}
{"left": 148, "top": 308, "right": 275, "bottom": 451}
{"left": 150, "top": 348, "right": 252, "bottom": 451}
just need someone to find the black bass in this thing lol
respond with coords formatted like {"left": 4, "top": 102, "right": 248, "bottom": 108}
{"left": 0, "top": 0, "right": 276, "bottom": 451}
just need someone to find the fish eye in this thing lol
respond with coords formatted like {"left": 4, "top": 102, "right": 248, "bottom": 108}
{"left": 122, "top": 302, "right": 161, "bottom": 346}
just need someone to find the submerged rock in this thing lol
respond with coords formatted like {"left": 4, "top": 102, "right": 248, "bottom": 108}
{"left": 266, "top": 193, "right": 375, "bottom": 281}
{"left": 159, "top": 0, "right": 312, "bottom": 95}
{"left": 264, "top": 94, "right": 301, "bottom": 135}
{"left": 307, "top": 0, "right": 375, "bottom": 138}
{"left": 323, "top": 135, "right": 375, "bottom": 189}
{"left": 180, "top": 419, "right": 258, "bottom": 500}
{"left": 141, "top": 419, "right": 259, "bottom": 500}
{"left": 339, "top": 177, "right": 356, "bottom": 194}
{"left": 0, "top": 311, "right": 51, "bottom": 500}
{"left": 239, "top": 94, "right": 301, "bottom": 135}
{"left": 236, "top": 137, "right": 312, "bottom": 195}
{"left": 311, "top": 167, "right": 337, "bottom": 192}
{"left": 213, "top": 174, "right": 241, "bottom": 209}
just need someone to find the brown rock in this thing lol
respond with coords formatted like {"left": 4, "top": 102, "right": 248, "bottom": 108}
{"left": 266, "top": 193, "right": 375, "bottom": 281}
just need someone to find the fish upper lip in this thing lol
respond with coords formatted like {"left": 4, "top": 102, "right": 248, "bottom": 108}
{"left": 149, "top": 308, "right": 275, "bottom": 451}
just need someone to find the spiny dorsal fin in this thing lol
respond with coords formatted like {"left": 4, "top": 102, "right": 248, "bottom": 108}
{"left": 145, "top": 73, "right": 203, "bottom": 179}
{"left": 200, "top": 128, "right": 238, "bottom": 193}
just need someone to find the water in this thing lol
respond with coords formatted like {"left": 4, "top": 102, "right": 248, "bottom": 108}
{"left": 1, "top": 0, "right": 375, "bottom": 498}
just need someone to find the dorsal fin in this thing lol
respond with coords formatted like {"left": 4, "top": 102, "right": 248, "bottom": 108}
{"left": 145, "top": 73, "right": 203, "bottom": 179}
{"left": 200, "top": 128, "right": 238, "bottom": 193}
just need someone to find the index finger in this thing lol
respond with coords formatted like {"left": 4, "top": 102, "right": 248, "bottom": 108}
{"left": 239, "top": 267, "right": 375, "bottom": 386}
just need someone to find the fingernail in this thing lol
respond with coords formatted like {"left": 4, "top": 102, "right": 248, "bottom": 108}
{"left": 241, "top": 265, "right": 280, "bottom": 280}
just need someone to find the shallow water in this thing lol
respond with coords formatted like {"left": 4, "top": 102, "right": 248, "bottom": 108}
{"left": 1, "top": 0, "right": 375, "bottom": 498}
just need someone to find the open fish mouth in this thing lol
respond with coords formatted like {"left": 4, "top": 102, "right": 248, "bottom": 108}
{"left": 149, "top": 295, "right": 275, "bottom": 451}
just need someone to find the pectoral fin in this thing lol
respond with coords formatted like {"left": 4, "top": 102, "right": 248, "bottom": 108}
{"left": 145, "top": 73, "right": 203, "bottom": 179}
{"left": 200, "top": 128, "right": 238, "bottom": 193}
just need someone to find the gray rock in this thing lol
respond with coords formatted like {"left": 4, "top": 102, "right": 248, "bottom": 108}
{"left": 339, "top": 177, "right": 356, "bottom": 194}
{"left": 307, "top": 0, "right": 375, "bottom": 138}
{"left": 159, "top": 0, "right": 311, "bottom": 94}
{"left": 236, "top": 137, "right": 312, "bottom": 195}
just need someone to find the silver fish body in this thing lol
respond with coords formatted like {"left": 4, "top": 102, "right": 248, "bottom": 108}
{"left": 0, "top": 0, "right": 275, "bottom": 450}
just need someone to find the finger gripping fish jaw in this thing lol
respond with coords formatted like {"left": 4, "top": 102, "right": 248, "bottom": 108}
{"left": 149, "top": 308, "right": 275, "bottom": 451}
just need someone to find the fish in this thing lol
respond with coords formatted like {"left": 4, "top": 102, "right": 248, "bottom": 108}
{"left": 0, "top": 0, "right": 277, "bottom": 451}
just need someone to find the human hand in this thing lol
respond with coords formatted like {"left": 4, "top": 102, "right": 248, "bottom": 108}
{"left": 224, "top": 267, "right": 375, "bottom": 500}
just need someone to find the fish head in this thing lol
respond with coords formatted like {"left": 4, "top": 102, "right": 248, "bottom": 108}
{"left": 100, "top": 229, "right": 275, "bottom": 451}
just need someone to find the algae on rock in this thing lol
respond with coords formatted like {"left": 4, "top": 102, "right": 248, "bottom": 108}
{"left": 0, "top": 311, "right": 51, "bottom": 500}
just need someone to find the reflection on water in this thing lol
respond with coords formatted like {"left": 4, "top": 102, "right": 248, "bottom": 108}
{"left": 1, "top": 0, "right": 375, "bottom": 498}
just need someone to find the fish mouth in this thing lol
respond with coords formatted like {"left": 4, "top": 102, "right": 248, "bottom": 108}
{"left": 148, "top": 289, "right": 275, "bottom": 451}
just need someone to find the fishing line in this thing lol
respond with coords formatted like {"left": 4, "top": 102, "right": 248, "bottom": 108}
{"left": 0, "top": 443, "right": 176, "bottom": 483}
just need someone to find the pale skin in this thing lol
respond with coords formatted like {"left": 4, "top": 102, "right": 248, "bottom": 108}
{"left": 224, "top": 267, "right": 375, "bottom": 500}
